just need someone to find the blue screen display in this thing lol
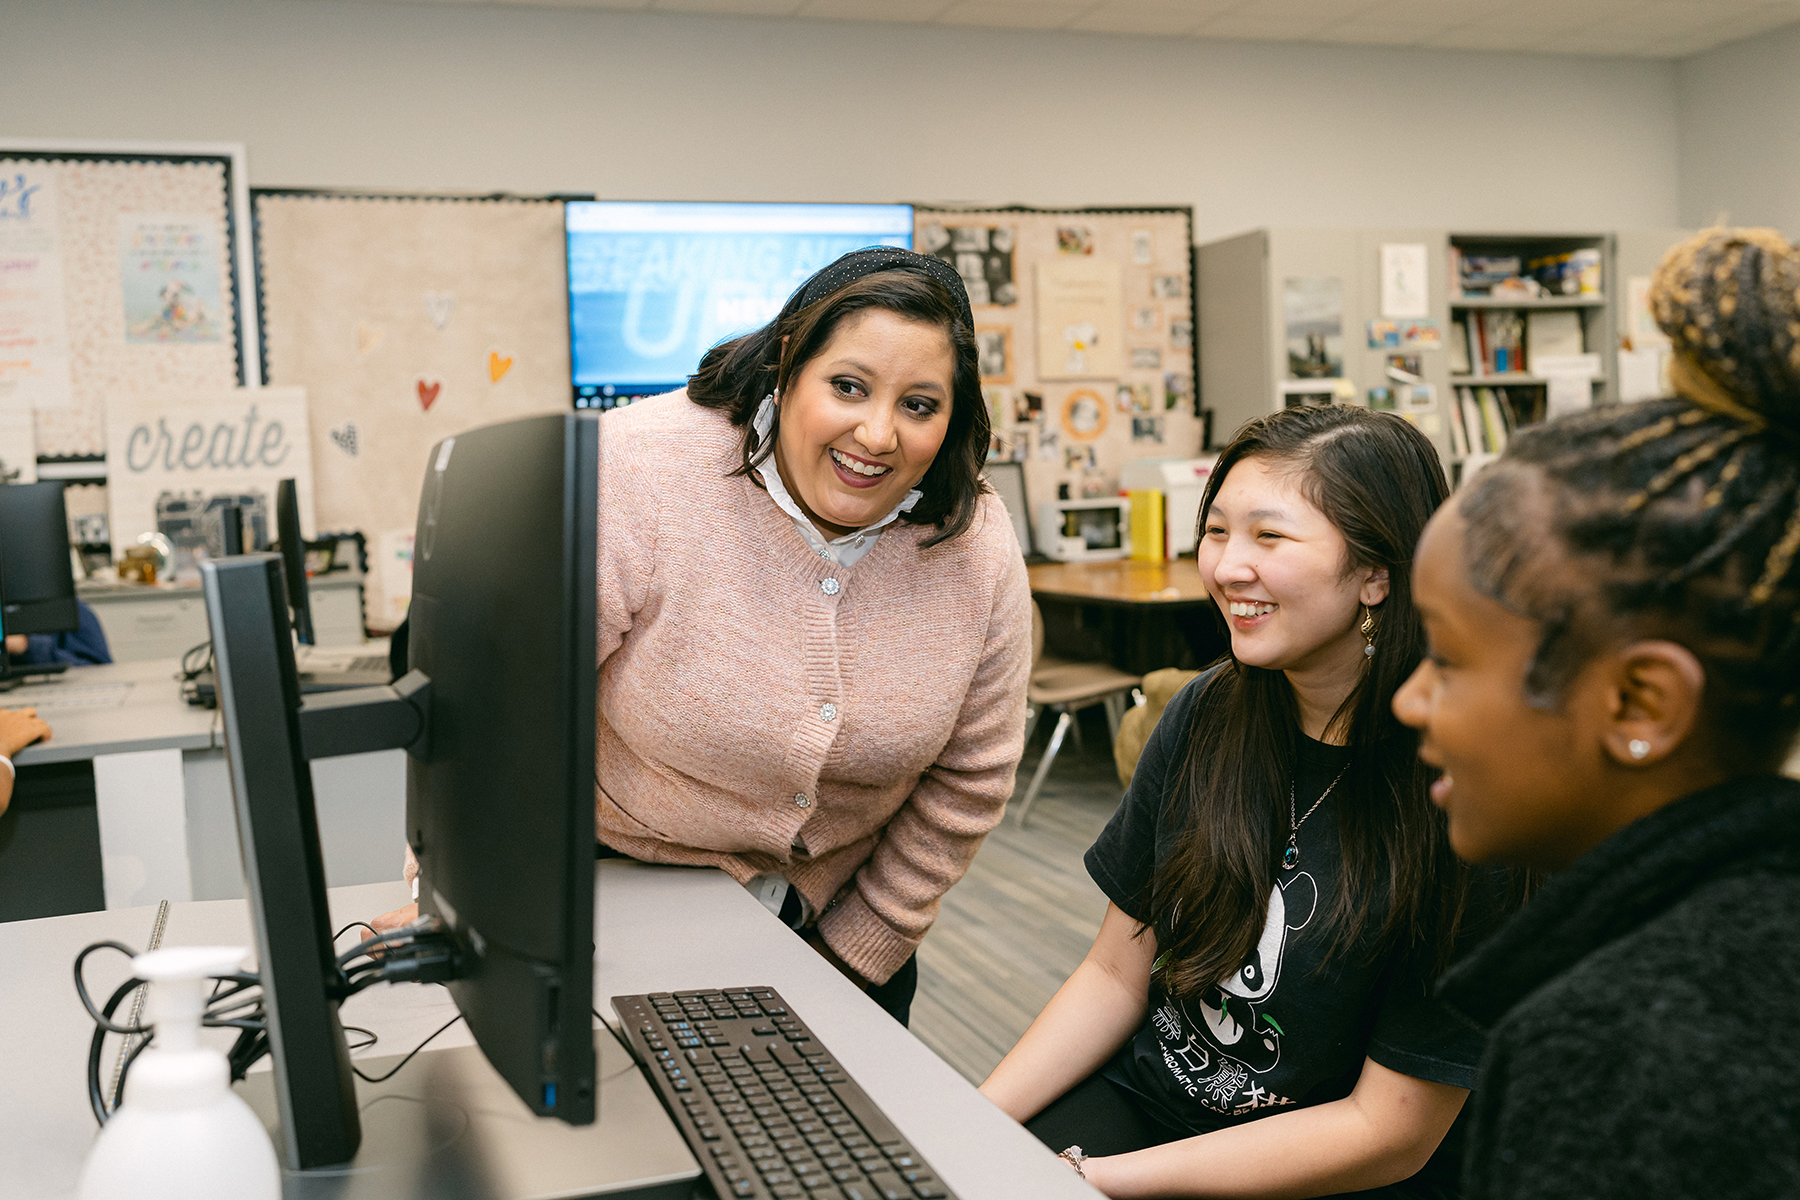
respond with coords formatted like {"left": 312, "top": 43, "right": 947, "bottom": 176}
{"left": 566, "top": 201, "right": 913, "bottom": 407}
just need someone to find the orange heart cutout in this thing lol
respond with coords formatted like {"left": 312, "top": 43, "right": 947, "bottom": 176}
{"left": 488, "top": 352, "right": 513, "bottom": 383}
{"left": 417, "top": 377, "right": 442, "bottom": 411}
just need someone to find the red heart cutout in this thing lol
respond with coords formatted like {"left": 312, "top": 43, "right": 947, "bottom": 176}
{"left": 417, "top": 377, "right": 441, "bottom": 411}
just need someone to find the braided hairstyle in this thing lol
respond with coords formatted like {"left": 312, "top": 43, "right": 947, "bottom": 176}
{"left": 1459, "top": 228, "right": 1800, "bottom": 761}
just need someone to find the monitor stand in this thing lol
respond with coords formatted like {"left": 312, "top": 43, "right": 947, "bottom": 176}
{"left": 237, "top": 1029, "right": 700, "bottom": 1200}
{"left": 0, "top": 654, "right": 69, "bottom": 692}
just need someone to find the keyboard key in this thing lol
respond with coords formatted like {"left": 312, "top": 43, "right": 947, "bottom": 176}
{"left": 842, "top": 1185, "right": 878, "bottom": 1200}
{"left": 913, "top": 1185, "right": 946, "bottom": 1199}
{"left": 863, "top": 1175, "right": 907, "bottom": 1200}
{"left": 885, "top": 1153, "right": 918, "bottom": 1169}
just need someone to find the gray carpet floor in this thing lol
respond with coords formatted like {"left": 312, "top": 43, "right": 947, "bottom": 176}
{"left": 909, "top": 709, "right": 1124, "bottom": 1084}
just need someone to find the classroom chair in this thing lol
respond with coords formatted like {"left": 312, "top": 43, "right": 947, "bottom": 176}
{"left": 1014, "top": 602, "right": 1141, "bottom": 828}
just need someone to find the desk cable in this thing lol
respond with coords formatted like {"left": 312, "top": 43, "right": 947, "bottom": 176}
{"left": 75, "top": 917, "right": 466, "bottom": 1126}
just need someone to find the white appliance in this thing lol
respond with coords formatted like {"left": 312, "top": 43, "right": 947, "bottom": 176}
{"left": 1034, "top": 497, "right": 1131, "bottom": 562}
{"left": 1117, "top": 456, "right": 1216, "bottom": 557}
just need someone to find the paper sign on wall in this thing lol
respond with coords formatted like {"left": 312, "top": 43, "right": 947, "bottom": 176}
{"left": 0, "top": 408, "right": 37, "bottom": 482}
{"left": 1380, "top": 244, "right": 1430, "bottom": 319}
{"left": 0, "top": 165, "right": 75, "bottom": 411}
{"left": 119, "top": 215, "right": 227, "bottom": 344}
{"left": 1036, "top": 259, "right": 1123, "bottom": 380}
{"left": 103, "top": 387, "right": 316, "bottom": 570}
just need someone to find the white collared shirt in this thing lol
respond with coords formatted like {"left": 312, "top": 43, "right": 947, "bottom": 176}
{"left": 749, "top": 393, "right": 921, "bottom": 569}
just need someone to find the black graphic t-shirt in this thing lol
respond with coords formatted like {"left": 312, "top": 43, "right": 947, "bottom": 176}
{"left": 1085, "top": 670, "right": 1489, "bottom": 1161}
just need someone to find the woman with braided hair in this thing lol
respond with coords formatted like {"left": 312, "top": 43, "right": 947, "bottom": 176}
{"left": 1394, "top": 228, "right": 1800, "bottom": 1198}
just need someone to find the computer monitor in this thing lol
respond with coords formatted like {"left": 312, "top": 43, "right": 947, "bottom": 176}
{"left": 199, "top": 412, "right": 599, "bottom": 1171}
{"left": 565, "top": 200, "right": 914, "bottom": 408}
{"left": 273, "top": 478, "right": 313, "bottom": 645}
{"left": 0, "top": 481, "right": 79, "bottom": 636}
{"left": 980, "top": 463, "right": 1035, "bottom": 558}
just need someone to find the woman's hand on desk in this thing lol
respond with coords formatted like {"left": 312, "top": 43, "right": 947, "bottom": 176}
{"left": 0, "top": 707, "right": 51, "bottom": 757}
{"left": 4, "top": 634, "right": 24, "bottom": 655}
{"left": 372, "top": 902, "right": 419, "bottom": 934}
{"left": 801, "top": 929, "right": 871, "bottom": 992}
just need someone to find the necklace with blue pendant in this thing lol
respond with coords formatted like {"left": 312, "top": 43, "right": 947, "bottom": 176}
{"left": 1285, "top": 764, "right": 1351, "bottom": 871}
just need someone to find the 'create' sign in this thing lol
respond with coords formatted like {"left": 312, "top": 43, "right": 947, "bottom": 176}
{"left": 103, "top": 387, "right": 316, "bottom": 572}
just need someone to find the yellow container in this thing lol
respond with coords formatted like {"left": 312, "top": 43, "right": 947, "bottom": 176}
{"left": 1128, "top": 489, "right": 1165, "bottom": 562}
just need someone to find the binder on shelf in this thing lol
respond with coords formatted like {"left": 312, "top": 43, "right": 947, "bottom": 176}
{"left": 1128, "top": 489, "right": 1166, "bottom": 563}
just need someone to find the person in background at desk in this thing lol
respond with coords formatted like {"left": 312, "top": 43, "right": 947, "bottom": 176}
{"left": 380, "top": 248, "right": 1031, "bottom": 1025}
{"left": 981, "top": 406, "right": 1513, "bottom": 1197}
{"left": 0, "top": 707, "right": 53, "bottom": 816}
{"left": 3, "top": 599, "right": 113, "bottom": 667}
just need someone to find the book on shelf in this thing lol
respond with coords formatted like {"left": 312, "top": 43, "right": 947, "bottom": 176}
{"left": 1462, "top": 310, "right": 1525, "bottom": 375}
{"left": 1524, "top": 310, "right": 1584, "bottom": 368}
{"left": 1449, "top": 319, "right": 1472, "bottom": 375}
{"left": 1451, "top": 386, "right": 1546, "bottom": 459}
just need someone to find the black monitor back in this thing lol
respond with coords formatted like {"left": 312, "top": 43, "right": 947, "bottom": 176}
{"left": 406, "top": 412, "right": 599, "bottom": 1122}
{"left": 274, "top": 479, "right": 314, "bottom": 645}
{"left": 0, "top": 481, "right": 78, "bottom": 636}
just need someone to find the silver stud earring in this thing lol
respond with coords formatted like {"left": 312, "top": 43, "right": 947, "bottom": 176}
{"left": 1628, "top": 739, "right": 1651, "bottom": 760}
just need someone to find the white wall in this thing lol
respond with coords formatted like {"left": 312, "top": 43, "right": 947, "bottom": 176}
{"left": 1677, "top": 21, "right": 1800, "bottom": 236}
{"left": 4, "top": 0, "right": 1681, "bottom": 240}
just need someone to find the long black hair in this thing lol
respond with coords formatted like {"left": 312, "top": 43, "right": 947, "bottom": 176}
{"left": 1459, "top": 228, "right": 1800, "bottom": 764}
{"left": 1144, "top": 405, "right": 1470, "bottom": 999}
{"left": 686, "top": 268, "right": 989, "bottom": 547}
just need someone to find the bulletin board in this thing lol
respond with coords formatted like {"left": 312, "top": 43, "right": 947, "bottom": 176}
{"left": 253, "top": 190, "right": 575, "bottom": 626}
{"left": 0, "top": 142, "right": 252, "bottom": 464}
{"left": 915, "top": 206, "right": 1197, "bottom": 509}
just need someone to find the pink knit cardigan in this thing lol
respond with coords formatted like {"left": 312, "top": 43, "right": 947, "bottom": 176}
{"left": 596, "top": 392, "right": 1032, "bottom": 984}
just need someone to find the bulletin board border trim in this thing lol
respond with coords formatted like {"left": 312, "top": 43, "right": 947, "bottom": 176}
{"left": 0, "top": 139, "right": 258, "bottom": 397}
{"left": 248, "top": 187, "right": 592, "bottom": 390}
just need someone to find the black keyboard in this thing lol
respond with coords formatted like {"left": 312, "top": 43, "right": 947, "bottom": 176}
{"left": 614, "top": 987, "right": 956, "bottom": 1200}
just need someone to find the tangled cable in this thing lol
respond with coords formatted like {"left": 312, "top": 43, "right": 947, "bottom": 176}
{"left": 76, "top": 917, "right": 465, "bottom": 1127}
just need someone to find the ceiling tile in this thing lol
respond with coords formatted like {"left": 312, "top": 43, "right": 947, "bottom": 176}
{"left": 650, "top": 0, "right": 807, "bottom": 12}
{"left": 934, "top": 0, "right": 1097, "bottom": 26}
{"left": 793, "top": 0, "right": 956, "bottom": 20}
{"left": 1066, "top": 0, "right": 1235, "bottom": 36}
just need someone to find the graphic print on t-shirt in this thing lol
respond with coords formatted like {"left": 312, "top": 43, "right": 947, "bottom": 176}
{"left": 1151, "top": 870, "right": 1318, "bottom": 1115}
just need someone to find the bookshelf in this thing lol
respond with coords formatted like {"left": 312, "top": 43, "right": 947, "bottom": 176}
{"left": 1444, "top": 233, "right": 1614, "bottom": 482}
{"left": 1194, "top": 228, "right": 1698, "bottom": 486}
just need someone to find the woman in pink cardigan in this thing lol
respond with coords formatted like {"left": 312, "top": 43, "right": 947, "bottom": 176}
{"left": 593, "top": 249, "right": 1032, "bottom": 1024}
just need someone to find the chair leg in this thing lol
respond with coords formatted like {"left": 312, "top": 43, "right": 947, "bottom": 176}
{"left": 1102, "top": 692, "right": 1125, "bottom": 743}
{"left": 1016, "top": 710, "right": 1072, "bottom": 829}
{"left": 1067, "top": 709, "right": 1086, "bottom": 754}
{"left": 1022, "top": 705, "right": 1041, "bottom": 751}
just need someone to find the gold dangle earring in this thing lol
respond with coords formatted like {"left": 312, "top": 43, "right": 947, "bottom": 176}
{"left": 1360, "top": 605, "right": 1377, "bottom": 658}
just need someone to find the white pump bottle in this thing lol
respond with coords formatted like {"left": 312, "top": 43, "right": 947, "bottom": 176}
{"left": 78, "top": 946, "right": 281, "bottom": 1200}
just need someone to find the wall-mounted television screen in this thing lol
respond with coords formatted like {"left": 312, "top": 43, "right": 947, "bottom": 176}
{"left": 566, "top": 201, "right": 914, "bottom": 408}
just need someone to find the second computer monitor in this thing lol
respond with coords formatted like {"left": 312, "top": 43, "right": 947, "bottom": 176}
{"left": 0, "top": 481, "right": 79, "bottom": 637}
{"left": 406, "top": 412, "right": 600, "bottom": 1123}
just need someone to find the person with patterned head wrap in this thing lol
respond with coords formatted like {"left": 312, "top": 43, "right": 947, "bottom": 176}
{"left": 1393, "top": 228, "right": 1800, "bottom": 1199}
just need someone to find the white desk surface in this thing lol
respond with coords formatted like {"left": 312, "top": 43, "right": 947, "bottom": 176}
{"left": 0, "top": 859, "right": 1092, "bottom": 1200}
{"left": 5, "top": 658, "right": 218, "bottom": 765}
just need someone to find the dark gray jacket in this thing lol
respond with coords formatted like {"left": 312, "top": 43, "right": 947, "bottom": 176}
{"left": 1438, "top": 774, "right": 1800, "bottom": 1199}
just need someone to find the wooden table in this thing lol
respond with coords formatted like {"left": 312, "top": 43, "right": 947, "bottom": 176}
{"left": 1027, "top": 558, "right": 1223, "bottom": 673}
{"left": 1027, "top": 557, "right": 1211, "bottom": 606}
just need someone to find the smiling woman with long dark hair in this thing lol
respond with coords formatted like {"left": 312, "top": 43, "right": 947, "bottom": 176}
{"left": 980, "top": 405, "right": 1512, "bottom": 1198}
